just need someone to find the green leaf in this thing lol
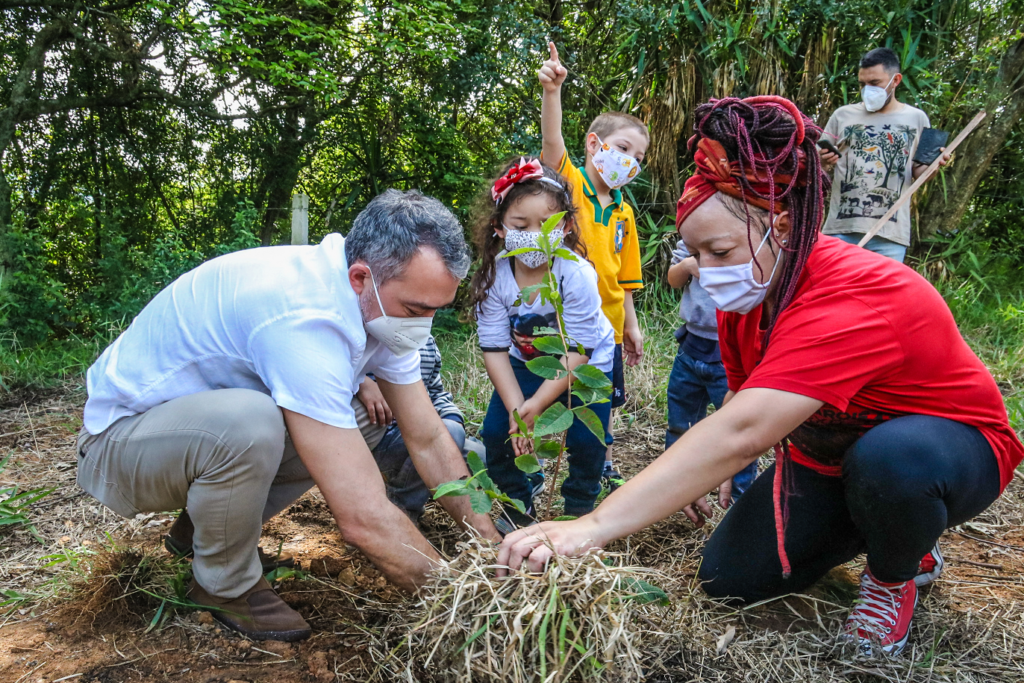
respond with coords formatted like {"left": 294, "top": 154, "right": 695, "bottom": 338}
{"left": 572, "top": 406, "right": 605, "bottom": 442}
{"left": 467, "top": 451, "right": 486, "bottom": 476}
{"left": 553, "top": 248, "right": 579, "bottom": 262}
{"left": 541, "top": 211, "right": 567, "bottom": 236}
{"left": 525, "top": 356, "right": 568, "bottom": 380}
{"left": 433, "top": 480, "right": 468, "bottom": 499}
{"left": 519, "top": 283, "right": 547, "bottom": 301}
{"left": 474, "top": 467, "right": 496, "bottom": 492}
{"left": 552, "top": 515, "right": 578, "bottom": 521}
{"left": 512, "top": 409, "right": 530, "bottom": 436}
{"left": 571, "top": 364, "right": 612, "bottom": 389}
{"left": 469, "top": 488, "right": 492, "bottom": 514}
{"left": 515, "top": 453, "right": 541, "bottom": 474}
{"left": 620, "top": 577, "right": 671, "bottom": 605}
{"left": 535, "top": 403, "right": 574, "bottom": 437}
{"left": 503, "top": 246, "right": 543, "bottom": 258}
{"left": 535, "top": 440, "right": 562, "bottom": 458}
{"left": 508, "top": 497, "right": 527, "bottom": 514}
{"left": 531, "top": 326, "right": 560, "bottom": 335}
{"left": 533, "top": 336, "right": 567, "bottom": 356}
{"left": 572, "top": 385, "right": 611, "bottom": 405}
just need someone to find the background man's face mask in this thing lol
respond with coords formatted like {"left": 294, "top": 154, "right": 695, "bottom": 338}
{"left": 503, "top": 225, "right": 565, "bottom": 269}
{"left": 861, "top": 74, "right": 896, "bottom": 113}
{"left": 362, "top": 268, "right": 433, "bottom": 357}
{"left": 591, "top": 136, "right": 642, "bottom": 189}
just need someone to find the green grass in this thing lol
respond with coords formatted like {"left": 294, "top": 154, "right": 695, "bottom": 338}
{"left": 0, "top": 322, "right": 125, "bottom": 391}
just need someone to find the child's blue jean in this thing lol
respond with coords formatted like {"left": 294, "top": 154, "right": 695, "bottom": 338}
{"left": 666, "top": 342, "right": 758, "bottom": 497}
{"left": 481, "top": 358, "right": 613, "bottom": 516}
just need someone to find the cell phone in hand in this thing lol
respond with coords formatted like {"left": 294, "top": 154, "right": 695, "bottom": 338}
{"left": 817, "top": 138, "right": 841, "bottom": 156}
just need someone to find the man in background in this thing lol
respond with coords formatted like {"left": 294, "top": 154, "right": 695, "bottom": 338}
{"left": 819, "top": 47, "right": 948, "bottom": 262}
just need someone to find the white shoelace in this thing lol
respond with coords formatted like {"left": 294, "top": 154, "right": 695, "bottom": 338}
{"left": 848, "top": 573, "right": 905, "bottom": 638}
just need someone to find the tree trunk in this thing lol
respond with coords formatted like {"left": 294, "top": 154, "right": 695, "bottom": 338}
{"left": 916, "top": 38, "right": 1024, "bottom": 242}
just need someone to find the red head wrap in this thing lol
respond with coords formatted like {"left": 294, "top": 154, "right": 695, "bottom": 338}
{"left": 675, "top": 96, "right": 808, "bottom": 230}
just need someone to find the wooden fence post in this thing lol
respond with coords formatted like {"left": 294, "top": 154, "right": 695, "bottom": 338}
{"left": 291, "top": 193, "right": 309, "bottom": 245}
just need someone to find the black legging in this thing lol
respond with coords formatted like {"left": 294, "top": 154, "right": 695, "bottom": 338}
{"left": 699, "top": 415, "right": 1001, "bottom": 603}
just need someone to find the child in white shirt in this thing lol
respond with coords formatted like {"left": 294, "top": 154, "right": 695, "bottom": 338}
{"left": 470, "top": 158, "right": 615, "bottom": 530}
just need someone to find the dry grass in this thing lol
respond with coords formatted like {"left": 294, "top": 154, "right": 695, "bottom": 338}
{"left": 371, "top": 537, "right": 668, "bottom": 682}
{"left": 0, "top": 308, "right": 1021, "bottom": 681}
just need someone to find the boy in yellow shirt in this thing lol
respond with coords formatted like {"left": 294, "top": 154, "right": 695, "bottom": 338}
{"left": 539, "top": 42, "right": 649, "bottom": 490}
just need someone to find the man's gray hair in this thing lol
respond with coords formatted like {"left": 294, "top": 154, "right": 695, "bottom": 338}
{"left": 345, "top": 189, "right": 471, "bottom": 283}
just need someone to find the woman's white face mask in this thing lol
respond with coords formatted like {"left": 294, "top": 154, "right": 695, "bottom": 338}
{"left": 698, "top": 221, "right": 782, "bottom": 314}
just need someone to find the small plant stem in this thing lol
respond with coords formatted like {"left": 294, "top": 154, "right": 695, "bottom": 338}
{"left": 543, "top": 265, "right": 574, "bottom": 522}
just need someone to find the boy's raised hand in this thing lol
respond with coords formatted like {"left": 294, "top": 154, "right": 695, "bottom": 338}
{"left": 538, "top": 41, "right": 567, "bottom": 92}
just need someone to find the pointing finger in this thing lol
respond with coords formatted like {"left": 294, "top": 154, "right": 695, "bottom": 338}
{"left": 548, "top": 41, "right": 559, "bottom": 63}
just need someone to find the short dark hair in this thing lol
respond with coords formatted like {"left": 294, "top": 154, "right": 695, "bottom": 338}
{"left": 345, "top": 189, "right": 470, "bottom": 284}
{"left": 860, "top": 48, "right": 901, "bottom": 74}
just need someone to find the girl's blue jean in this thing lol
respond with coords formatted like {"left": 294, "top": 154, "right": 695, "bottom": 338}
{"left": 481, "top": 358, "right": 613, "bottom": 516}
{"left": 666, "top": 342, "right": 758, "bottom": 497}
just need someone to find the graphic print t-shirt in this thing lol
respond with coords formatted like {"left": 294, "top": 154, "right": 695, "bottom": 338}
{"left": 717, "top": 236, "right": 1024, "bottom": 492}
{"left": 822, "top": 102, "right": 929, "bottom": 246}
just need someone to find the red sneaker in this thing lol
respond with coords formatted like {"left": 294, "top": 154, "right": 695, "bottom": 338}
{"left": 914, "top": 542, "right": 944, "bottom": 587}
{"left": 842, "top": 569, "right": 918, "bottom": 656}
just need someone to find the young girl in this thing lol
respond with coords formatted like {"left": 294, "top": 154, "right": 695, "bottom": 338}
{"left": 471, "top": 158, "right": 616, "bottom": 531}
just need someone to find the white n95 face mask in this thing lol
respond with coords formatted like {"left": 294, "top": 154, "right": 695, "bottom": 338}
{"left": 698, "top": 226, "right": 782, "bottom": 314}
{"left": 362, "top": 269, "right": 433, "bottom": 357}
{"left": 861, "top": 74, "right": 896, "bottom": 113}
{"left": 503, "top": 225, "right": 565, "bottom": 269}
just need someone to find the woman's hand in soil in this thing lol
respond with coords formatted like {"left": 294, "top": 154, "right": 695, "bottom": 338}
{"left": 356, "top": 377, "right": 392, "bottom": 425}
{"left": 496, "top": 516, "right": 605, "bottom": 575}
{"left": 680, "top": 478, "right": 733, "bottom": 527}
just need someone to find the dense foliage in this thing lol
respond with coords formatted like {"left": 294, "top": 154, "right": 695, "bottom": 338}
{"left": 0, "top": 0, "right": 1022, "bottom": 346}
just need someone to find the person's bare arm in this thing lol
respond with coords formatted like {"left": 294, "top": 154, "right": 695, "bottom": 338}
{"left": 484, "top": 351, "right": 530, "bottom": 454}
{"left": 377, "top": 378, "right": 501, "bottom": 542}
{"left": 497, "top": 387, "right": 824, "bottom": 573}
{"left": 283, "top": 411, "right": 438, "bottom": 592}
{"left": 667, "top": 257, "right": 699, "bottom": 289}
{"left": 539, "top": 41, "right": 568, "bottom": 167}
{"left": 355, "top": 376, "right": 392, "bottom": 425}
{"left": 483, "top": 351, "right": 526, "bottom": 413}
{"left": 622, "top": 290, "right": 643, "bottom": 366}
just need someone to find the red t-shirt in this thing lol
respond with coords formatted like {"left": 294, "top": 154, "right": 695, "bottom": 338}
{"left": 718, "top": 235, "right": 1023, "bottom": 491}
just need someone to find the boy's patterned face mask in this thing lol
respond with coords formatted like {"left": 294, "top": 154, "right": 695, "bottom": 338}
{"left": 502, "top": 225, "right": 565, "bottom": 269}
{"left": 592, "top": 136, "right": 642, "bottom": 189}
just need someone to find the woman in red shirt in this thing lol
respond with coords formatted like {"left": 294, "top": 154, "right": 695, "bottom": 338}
{"left": 499, "top": 96, "right": 1024, "bottom": 656}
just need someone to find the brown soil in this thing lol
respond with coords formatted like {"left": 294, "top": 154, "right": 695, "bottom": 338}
{"left": 1, "top": 389, "right": 1023, "bottom": 682}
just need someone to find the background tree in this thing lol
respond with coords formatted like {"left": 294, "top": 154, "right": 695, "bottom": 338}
{"left": 0, "top": 0, "right": 1021, "bottom": 347}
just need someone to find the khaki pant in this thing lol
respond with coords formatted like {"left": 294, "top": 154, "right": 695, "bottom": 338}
{"left": 77, "top": 389, "right": 314, "bottom": 598}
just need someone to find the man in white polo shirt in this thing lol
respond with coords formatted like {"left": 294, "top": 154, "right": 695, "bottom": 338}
{"left": 77, "top": 189, "right": 498, "bottom": 641}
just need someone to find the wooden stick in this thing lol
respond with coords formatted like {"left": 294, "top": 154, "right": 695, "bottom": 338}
{"left": 856, "top": 110, "right": 988, "bottom": 247}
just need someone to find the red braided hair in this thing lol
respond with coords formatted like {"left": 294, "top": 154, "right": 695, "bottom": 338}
{"left": 688, "top": 96, "right": 830, "bottom": 346}
{"left": 682, "top": 96, "right": 831, "bottom": 579}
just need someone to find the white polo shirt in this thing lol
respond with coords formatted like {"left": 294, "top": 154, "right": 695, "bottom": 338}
{"left": 83, "top": 233, "right": 420, "bottom": 434}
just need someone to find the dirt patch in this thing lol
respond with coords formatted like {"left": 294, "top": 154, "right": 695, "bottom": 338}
{"left": 1, "top": 388, "right": 1023, "bottom": 682}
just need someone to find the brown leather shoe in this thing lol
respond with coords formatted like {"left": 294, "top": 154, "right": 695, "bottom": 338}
{"left": 188, "top": 577, "right": 311, "bottom": 641}
{"left": 164, "top": 510, "right": 295, "bottom": 571}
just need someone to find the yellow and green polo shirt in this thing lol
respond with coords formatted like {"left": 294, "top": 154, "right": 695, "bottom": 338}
{"left": 548, "top": 151, "right": 643, "bottom": 343}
